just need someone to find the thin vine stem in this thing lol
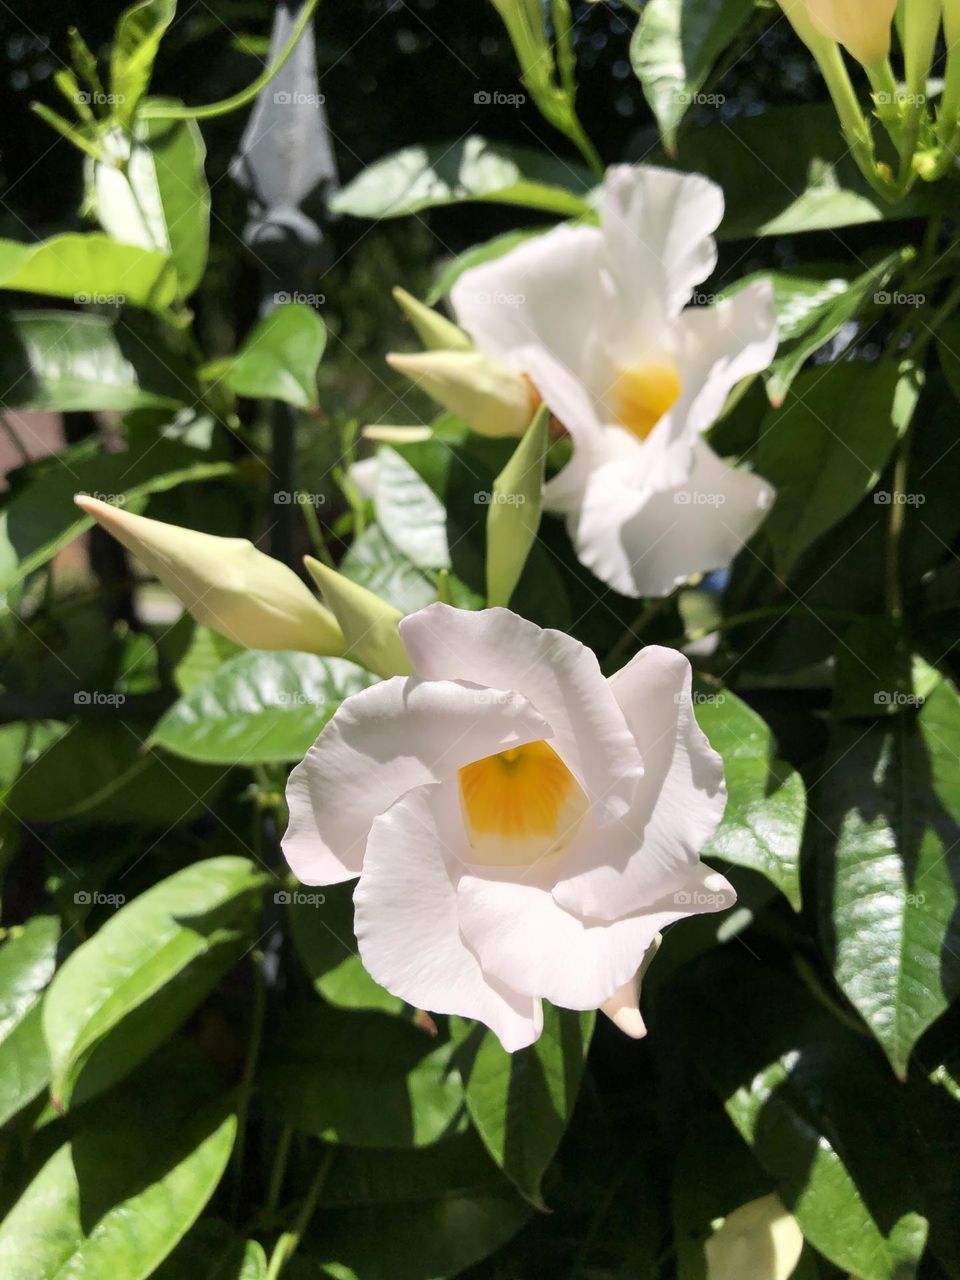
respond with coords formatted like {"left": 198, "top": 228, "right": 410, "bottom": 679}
{"left": 265, "top": 1146, "right": 335, "bottom": 1280}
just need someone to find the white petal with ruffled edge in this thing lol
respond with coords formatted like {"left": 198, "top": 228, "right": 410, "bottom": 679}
{"left": 600, "top": 165, "right": 724, "bottom": 357}
{"left": 398, "top": 604, "right": 643, "bottom": 822}
{"left": 635, "top": 279, "right": 779, "bottom": 489}
{"left": 354, "top": 784, "right": 543, "bottom": 1051}
{"left": 554, "top": 645, "right": 727, "bottom": 922}
{"left": 282, "top": 675, "right": 551, "bottom": 886}
{"left": 450, "top": 224, "right": 609, "bottom": 388}
{"left": 558, "top": 442, "right": 774, "bottom": 599}
{"left": 456, "top": 861, "right": 733, "bottom": 1009}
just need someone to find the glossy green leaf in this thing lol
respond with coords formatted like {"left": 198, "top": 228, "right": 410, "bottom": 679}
{"left": 172, "top": 625, "right": 243, "bottom": 695}
{"left": 111, "top": 0, "right": 177, "bottom": 126}
{"left": 688, "top": 953, "right": 929, "bottom": 1280}
{"left": 757, "top": 360, "right": 923, "bottom": 577}
{"left": 42, "top": 856, "right": 265, "bottom": 1107}
{"left": 303, "top": 1132, "right": 532, "bottom": 1279}
{"left": 374, "top": 445, "right": 451, "bottom": 571}
{"left": 330, "top": 136, "right": 593, "bottom": 220}
{"left": 673, "top": 104, "right": 932, "bottom": 239}
{"left": 695, "top": 687, "right": 805, "bottom": 910}
{"left": 0, "top": 1044, "right": 235, "bottom": 1280}
{"left": 0, "top": 233, "right": 176, "bottom": 311}
{"left": 340, "top": 524, "right": 437, "bottom": 614}
{"left": 486, "top": 405, "right": 548, "bottom": 608}
{"left": 816, "top": 679, "right": 960, "bottom": 1077}
{"left": 262, "top": 1003, "right": 466, "bottom": 1148}
{"left": 0, "top": 310, "right": 187, "bottom": 412}
{"left": 0, "top": 436, "right": 229, "bottom": 594}
{"left": 289, "top": 882, "right": 404, "bottom": 1016}
{"left": 150, "top": 651, "right": 375, "bottom": 765}
{"left": 451, "top": 1006, "right": 594, "bottom": 1207}
{"left": 631, "top": 0, "right": 755, "bottom": 152}
{"left": 0, "top": 916, "right": 59, "bottom": 1127}
{"left": 203, "top": 303, "right": 326, "bottom": 408}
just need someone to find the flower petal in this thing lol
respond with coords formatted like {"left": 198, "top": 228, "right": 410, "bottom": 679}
{"left": 554, "top": 646, "right": 727, "bottom": 921}
{"left": 600, "top": 165, "right": 724, "bottom": 353}
{"left": 638, "top": 279, "right": 778, "bottom": 488}
{"left": 282, "top": 675, "right": 551, "bottom": 885}
{"left": 559, "top": 442, "right": 774, "bottom": 599}
{"left": 450, "top": 223, "right": 609, "bottom": 387}
{"left": 355, "top": 784, "right": 543, "bottom": 1051}
{"left": 457, "top": 862, "right": 733, "bottom": 1009}
{"left": 398, "top": 604, "right": 643, "bottom": 822}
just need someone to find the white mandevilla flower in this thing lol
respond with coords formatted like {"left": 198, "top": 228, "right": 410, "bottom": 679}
{"left": 282, "top": 604, "right": 733, "bottom": 1051}
{"left": 444, "top": 164, "right": 779, "bottom": 599}
{"left": 704, "top": 1194, "right": 805, "bottom": 1280}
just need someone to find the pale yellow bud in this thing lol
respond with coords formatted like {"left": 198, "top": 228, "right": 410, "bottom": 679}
{"left": 704, "top": 1194, "right": 804, "bottom": 1280}
{"left": 75, "top": 495, "right": 344, "bottom": 656}
{"left": 392, "top": 288, "right": 472, "bottom": 352}
{"left": 303, "top": 556, "right": 412, "bottom": 680}
{"left": 386, "top": 350, "right": 538, "bottom": 439}
{"left": 780, "top": 0, "right": 896, "bottom": 66}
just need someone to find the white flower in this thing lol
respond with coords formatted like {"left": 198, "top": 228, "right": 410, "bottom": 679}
{"left": 705, "top": 1194, "right": 805, "bottom": 1280}
{"left": 448, "top": 164, "right": 778, "bottom": 598}
{"left": 282, "top": 603, "right": 733, "bottom": 1051}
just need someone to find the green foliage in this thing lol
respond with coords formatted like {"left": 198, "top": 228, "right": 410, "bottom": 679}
{"left": 3, "top": 2, "right": 960, "bottom": 1278}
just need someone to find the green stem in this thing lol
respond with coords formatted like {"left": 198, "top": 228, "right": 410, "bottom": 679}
{"left": 265, "top": 1124, "right": 294, "bottom": 1221}
{"left": 886, "top": 440, "right": 911, "bottom": 621}
{"left": 298, "top": 498, "right": 334, "bottom": 566}
{"left": 230, "top": 949, "right": 267, "bottom": 1220}
{"left": 816, "top": 43, "right": 890, "bottom": 197}
{"left": 265, "top": 1146, "right": 335, "bottom": 1280}
{"left": 140, "top": 0, "right": 321, "bottom": 120}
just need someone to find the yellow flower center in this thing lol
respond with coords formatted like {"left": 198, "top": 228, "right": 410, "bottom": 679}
{"left": 611, "top": 358, "right": 683, "bottom": 440}
{"left": 458, "top": 740, "right": 588, "bottom": 867}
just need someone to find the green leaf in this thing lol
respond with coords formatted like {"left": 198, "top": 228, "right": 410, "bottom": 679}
{"left": 731, "top": 250, "right": 911, "bottom": 405}
{"left": 172, "top": 625, "right": 243, "bottom": 695}
{"left": 631, "top": 0, "right": 756, "bottom": 152}
{"left": 330, "top": 136, "right": 593, "bottom": 220}
{"left": 374, "top": 446, "right": 451, "bottom": 571}
{"left": 0, "top": 916, "right": 59, "bottom": 1127}
{"left": 757, "top": 360, "right": 923, "bottom": 577}
{"left": 0, "top": 310, "right": 188, "bottom": 412}
{"left": 673, "top": 103, "right": 933, "bottom": 239}
{"left": 261, "top": 1003, "right": 466, "bottom": 1148}
{"left": 0, "top": 435, "right": 229, "bottom": 594}
{"left": 486, "top": 405, "right": 548, "bottom": 608}
{"left": 42, "top": 856, "right": 265, "bottom": 1107}
{"left": 303, "top": 1132, "right": 532, "bottom": 1279}
{"left": 340, "top": 524, "right": 437, "bottom": 615}
{"left": 451, "top": 1006, "right": 594, "bottom": 1207}
{"left": 150, "top": 651, "right": 375, "bottom": 765}
{"left": 288, "top": 881, "right": 404, "bottom": 1016}
{"left": 95, "top": 108, "right": 210, "bottom": 299}
{"left": 111, "top": 0, "right": 177, "bottom": 126}
{"left": 695, "top": 687, "right": 805, "bottom": 910}
{"left": 816, "top": 679, "right": 960, "bottom": 1078}
{"left": 154, "top": 1221, "right": 267, "bottom": 1279}
{"left": 0, "top": 1043, "right": 235, "bottom": 1280}
{"left": 687, "top": 952, "right": 929, "bottom": 1280}
{"left": 0, "top": 233, "right": 176, "bottom": 311}
{"left": 203, "top": 303, "right": 326, "bottom": 408}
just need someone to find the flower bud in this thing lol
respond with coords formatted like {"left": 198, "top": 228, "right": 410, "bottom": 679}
{"left": 704, "top": 1194, "right": 804, "bottom": 1280}
{"left": 75, "top": 496, "right": 344, "bottom": 656}
{"left": 386, "top": 350, "right": 538, "bottom": 439}
{"left": 303, "top": 556, "right": 412, "bottom": 679}
{"left": 392, "top": 287, "right": 472, "bottom": 352}
{"left": 780, "top": 0, "right": 896, "bottom": 67}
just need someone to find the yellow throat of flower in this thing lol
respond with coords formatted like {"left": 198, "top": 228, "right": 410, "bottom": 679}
{"left": 458, "top": 740, "right": 588, "bottom": 867}
{"left": 611, "top": 358, "right": 683, "bottom": 440}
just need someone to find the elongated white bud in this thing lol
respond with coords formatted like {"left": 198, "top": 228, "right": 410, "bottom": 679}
{"left": 386, "top": 350, "right": 538, "bottom": 439}
{"left": 75, "top": 496, "right": 344, "bottom": 656}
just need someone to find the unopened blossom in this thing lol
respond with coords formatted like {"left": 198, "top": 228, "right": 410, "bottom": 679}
{"left": 393, "top": 164, "right": 778, "bottom": 598}
{"left": 282, "top": 604, "right": 733, "bottom": 1050}
{"left": 75, "top": 495, "right": 344, "bottom": 656}
{"left": 705, "top": 1194, "right": 805, "bottom": 1280}
{"left": 779, "top": 0, "right": 897, "bottom": 68}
